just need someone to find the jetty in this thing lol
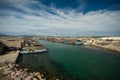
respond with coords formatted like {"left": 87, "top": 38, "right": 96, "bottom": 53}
{"left": 0, "top": 50, "right": 19, "bottom": 63}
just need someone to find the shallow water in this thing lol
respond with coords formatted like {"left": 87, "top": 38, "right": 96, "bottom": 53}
{"left": 17, "top": 40, "right": 120, "bottom": 80}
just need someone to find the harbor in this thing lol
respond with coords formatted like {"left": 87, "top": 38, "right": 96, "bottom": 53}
{"left": 0, "top": 0, "right": 120, "bottom": 79}
{"left": 0, "top": 36, "right": 120, "bottom": 80}
{"left": 18, "top": 40, "right": 120, "bottom": 80}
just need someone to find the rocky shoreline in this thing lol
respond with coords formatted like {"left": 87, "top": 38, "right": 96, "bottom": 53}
{"left": 0, "top": 63, "right": 47, "bottom": 80}
{"left": 91, "top": 43, "right": 120, "bottom": 53}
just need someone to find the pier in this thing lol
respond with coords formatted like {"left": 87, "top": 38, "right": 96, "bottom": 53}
{"left": 20, "top": 38, "right": 48, "bottom": 54}
{"left": 0, "top": 50, "right": 20, "bottom": 63}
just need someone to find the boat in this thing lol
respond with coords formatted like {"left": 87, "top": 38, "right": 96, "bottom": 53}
{"left": 74, "top": 41, "right": 83, "bottom": 45}
{"left": 20, "top": 48, "right": 48, "bottom": 54}
{"left": 83, "top": 43, "right": 88, "bottom": 46}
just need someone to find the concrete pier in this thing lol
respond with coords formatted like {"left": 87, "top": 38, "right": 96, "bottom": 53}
{"left": 0, "top": 50, "right": 20, "bottom": 63}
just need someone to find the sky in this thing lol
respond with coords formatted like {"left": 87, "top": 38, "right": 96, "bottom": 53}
{"left": 0, "top": 0, "right": 120, "bottom": 36}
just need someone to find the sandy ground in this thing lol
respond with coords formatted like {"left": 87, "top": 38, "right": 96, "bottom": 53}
{"left": 0, "top": 37, "right": 23, "bottom": 48}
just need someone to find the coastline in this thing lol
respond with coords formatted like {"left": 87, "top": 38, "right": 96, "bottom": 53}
{"left": 91, "top": 43, "right": 120, "bottom": 53}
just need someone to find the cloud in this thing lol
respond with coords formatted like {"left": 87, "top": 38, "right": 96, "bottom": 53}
{"left": 77, "top": 0, "right": 87, "bottom": 10}
{"left": 0, "top": 0, "right": 120, "bottom": 36}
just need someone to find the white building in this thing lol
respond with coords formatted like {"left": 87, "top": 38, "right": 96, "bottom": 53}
{"left": 99, "top": 37, "right": 120, "bottom": 41}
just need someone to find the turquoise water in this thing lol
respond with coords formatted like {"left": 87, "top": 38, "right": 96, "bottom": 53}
{"left": 18, "top": 40, "right": 120, "bottom": 80}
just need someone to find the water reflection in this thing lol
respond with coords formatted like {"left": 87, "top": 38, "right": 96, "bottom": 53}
{"left": 17, "top": 53, "right": 80, "bottom": 80}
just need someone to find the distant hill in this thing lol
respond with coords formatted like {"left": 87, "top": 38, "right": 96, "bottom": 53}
{"left": 0, "top": 33, "right": 9, "bottom": 37}
{"left": 18, "top": 35, "right": 40, "bottom": 38}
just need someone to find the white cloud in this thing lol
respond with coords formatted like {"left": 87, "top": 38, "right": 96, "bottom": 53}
{"left": 0, "top": 0, "right": 120, "bottom": 36}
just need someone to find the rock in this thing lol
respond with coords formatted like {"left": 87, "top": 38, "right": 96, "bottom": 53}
{"left": 2, "top": 66, "right": 9, "bottom": 71}
{"left": 32, "top": 77, "right": 38, "bottom": 80}
{"left": 4, "top": 70, "right": 13, "bottom": 75}
{"left": 8, "top": 64, "right": 14, "bottom": 69}
{"left": 35, "top": 72, "right": 46, "bottom": 80}
{"left": 9, "top": 71, "right": 15, "bottom": 77}
{"left": 24, "top": 68, "right": 28, "bottom": 71}
{"left": 23, "top": 72, "right": 29, "bottom": 76}
{"left": 25, "top": 76, "right": 32, "bottom": 80}
{"left": 14, "top": 64, "right": 19, "bottom": 68}
{"left": 13, "top": 77, "right": 22, "bottom": 80}
{"left": 15, "top": 71, "right": 21, "bottom": 76}
{"left": 17, "top": 73, "right": 26, "bottom": 80}
{"left": 43, "top": 78, "right": 46, "bottom": 80}
{"left": 34, "top": 72, "right": 40, "bottom": 76}
{"left": 0, "top": 76, "right": 12, "bottom": 80}
{"left": 29, "top": 73, "right": 35, "bottom": 78}
{"left": 0, "top": 67, "right": 3, "bottom": 70}
{"left": 19, "top": 69, "right": 24, "bottom": 72}
{"left": 56, "top": 78, "right": 59, "bottom": 80}
{"left": 10, "top": 74, "right": 17, "bottom": 79}
{"left": 41, "top": 74, "right": 44, "bottom": 78}
{"left": 13, "top": 67, "right": 19, "bottom": 71}
{"left": 35, "top": 73, "right": 42, "bottom": 80}
{"left": 21, "top": 71, "right": 29, "bottom": 79}
{"left": 21, "top": 76, "right": 26, "bottom": 80}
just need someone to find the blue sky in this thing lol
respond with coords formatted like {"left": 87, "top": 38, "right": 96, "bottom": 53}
{"left": 0, "top": 0, "right": 120, "bottom": 36}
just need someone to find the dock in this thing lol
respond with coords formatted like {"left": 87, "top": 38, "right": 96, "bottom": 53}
{"left": 0, "top": 50, "right": 19, "bottom": 63}
{"left": 20, "top": 38, "right": 48, "bottom": 54}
